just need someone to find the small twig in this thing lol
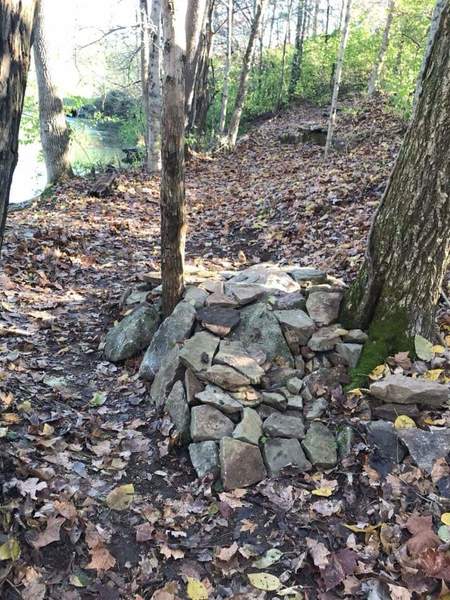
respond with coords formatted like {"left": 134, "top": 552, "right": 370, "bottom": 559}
{"left": 441, "top": 289, "right": 450, "bottom": 308}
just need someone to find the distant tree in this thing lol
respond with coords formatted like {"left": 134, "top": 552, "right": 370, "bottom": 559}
{"left": 148, "top": 0, "right": 162, "bottom": 172}
{"left": 227, "top": 0, "right": 268, "bottom": 149}
{"left": 341, "top": 0, "right": 450, "bottom": 378}
{"left": 219, "top": 0, "right": 233, "bottom": 135}
{"left": 288, "top": 0, "right": 307, "bottom": 99}
{"left": 368, "top": 0, "right": 395, "bottom": 96}
{"left": 160, "top": 0, "right": 188, "bottom": 315}
{"left": 139, "top": 0, "right": 150, "bottom": 155}
{"left": 0, "top": 0, "right": 38, "bottom": 252}
{"left": 185, "top": 0, "right": 208, "bottom": 128}
{"left": 324, "top": 0, "right": 352, "bottom": 159}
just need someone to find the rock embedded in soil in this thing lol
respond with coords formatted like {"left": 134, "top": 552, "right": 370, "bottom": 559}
{"left": 140, "top": 301, "right": 196, "bottom": 381}
{"left": 274, "top": 309, "right": 316, "bottom": 352}
{"left": 201, "top": 364, "right": 251, "bottom": 391}
{"left": 263, "top": 438, "right": 312, "bottom": 476}
{"left": 196, "top": 307, "right": 240, "bottom": 336}
{"left": 104, "top": 304, "right": 160, "bottom": 363}
{"left": 397, "top": 428, "right": 450, "bottom": 473}
{"left": 366, "top": 421, "right": 407, "bottom": 464}
{"left": 220, "top": 437, "right": 267, "bottom": 490}
{"left": 369, "top": 374, "right": 449, "bottom": 407}
{"left": 150, "top": 346, "right": 184, "bottom": 406}
{"left": 263, "top": 414, "right": 305, "bottom": 439}
{"left": 306, "top": 291, "right": 342, "bottom": 325}
{"left": 190, "top": 405, "right": 234, "bottom": 442}
{"left": 165, "top": 381, "right": 190, "bottom": 442}
{"left": 287, "top": 377, "right": 303, "bottom": 395}
{"left": 335, "top": 342, "right": 363, "bottom": 368}
{"left": 195, "top": 384, "right": 243, "bottom": 415}
{"left": 179, "top": 331, "right": 219, "bottom": 373}
{"left": 189, "top": 441, "right": 219, "bottom": 478}
{"left": 233, "top": 408, "right": 263, "bottom": 445}
{"left": 308, "top": 324, "right": 347, "bottom": 352}
{"left": 234, "top": 303, "right": 293, "bottom": 367}
{"left": 302, "top": 422, "right": 337, "bottom": 467}
{"left": 215, "top": 340, "right": 264, "bottom": 384}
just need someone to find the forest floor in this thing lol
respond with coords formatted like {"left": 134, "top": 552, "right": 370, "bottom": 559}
{"left": 1, "top": 97, "right": 450, "bottom": 600}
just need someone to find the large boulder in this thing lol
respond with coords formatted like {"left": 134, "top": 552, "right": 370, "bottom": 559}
{"left": 262, "top": 438, "right": 311, "bottom": 476}
{"left": 190, "top": 405, "right": 234, "bottom": 441}
{"left": 104, "top": 304, "right": 160, "bottom": 362}
{"left": 370, "top": 374, "right": 449, "bottom": 407}
{"left": 220, "top": 437, "right": 267, "bottom": 490}
{"left": 139, "top": 301, "right": 196, "bottom": 381}
{"left": 233, "top": 303, "right": 293, "bottom": 367}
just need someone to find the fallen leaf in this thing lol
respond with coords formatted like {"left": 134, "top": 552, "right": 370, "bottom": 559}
{"left": 442, "top": 514, "right": 450, "bottom": 526}
{"left": 311, "top": 486, "right": 334, "bottom": 497}
{"left": 106, "top": 483, "right": 134, "bottom": 510}
{"left": 306, "top": 537, "right": 330, "bottom": 568}
{"left": 86, "top": 546, "right": 116, "bottom": 571}
{"left": 215, "top": 542, "right": 238, "bottom": 562}
{"left": 406, "top": 515, "right": 440, "bottom": 556}
{"left": 343, "top": 522, "right": 381, "bottom": 534}
{"left": 394, "top": 415, "right": 416, "bottom": 429}
{"left": 369, "top": 364, "right": 386, "bottom": 381}
{"left": 248, "top": 572, "right": 282, "bottom": 591}
{"left": 0, "top": 538, "right": 20, "bottom": 561}
{"left": 90, "top": 391, "right": 107, "bottom": 407}
{"left": 252, "top": 548, "right": 283, "bottom": 568}
{"left": 187, "top": 578, "right": 208, "bottom": 600}
{"left": 31, "top": 516, "right": 65, "bottom": 549}
{"left": 415, "top": 335, "right": 433, "bottom": 361}
{"left": 159, "top": 544, "right": 184, "bottom": 560}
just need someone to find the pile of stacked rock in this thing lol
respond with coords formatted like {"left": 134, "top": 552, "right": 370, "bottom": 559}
{"left": 104, "top": 264, "right": 371, "bottom": 489}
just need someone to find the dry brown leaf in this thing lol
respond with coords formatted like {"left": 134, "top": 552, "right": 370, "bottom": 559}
{"left": 136, "top": 522, "right": 154, "bottom": 542}
{"left": 159, "top": 544, "right": 184, "bottom": 560}
{"left": 406, "top": 515, "right": 440, "bottom": 556}
{"left": 31, "top": 516, "right": 65, "bottom": 549}
{"left": 306, "top": 537, "right": 330, "bottom": 568}
{"left": 215, "top": 542, "right": 238, "bottom": 562}
{"left": 86, "top": 546, "right": 116, "bottom": 571}
{"left": 54, "top": 499, "right": 78, "bottom": 520}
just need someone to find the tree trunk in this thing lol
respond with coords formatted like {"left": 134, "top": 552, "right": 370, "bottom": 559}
{"left": 325, "top": 0, "right": 330, "bottom": 42}
{"left": 139, "top": 0, "right": 150, "bottom": 153}
{"left": 268, "top": 0, "right": 276, "bottom": 47}
{"left": 313, "top": 0, "right": 319, "bottom": 36}
{"left": 0, "top": 0, "right": 37, "bottom": 253}
{"left": 219, "top": 0, "right": 233, "bottom": 134}
{"left": 277, "top": 0, "right": 294, "bottom": 109}
{"left": 185, "top": 0, "right": 208, "bottom": 127}
{"left": 147, "top": 0, "right": 162, "bottom": 172}
{"left": 288, "top": 0, "right": 306, "bottom": 100}
{"left": 341, "top": 1, "right": 450, "bottom": 381}
{"left": 160, "top": 0, "right": 188, "bottom": 316}
{"left": 226, "top": 0, "right": 267, "bottom": 149}
{"left": 33, "top": 0, "right": 72, "bottom": 183}
{"left": 191, "top": 1, "right": 214, "bottom": 134}
{"left": 367, "top": 0, "right": 395, "bottom": 96}
{"left": 324, "top": 0, "right": 352, "bottom": 159}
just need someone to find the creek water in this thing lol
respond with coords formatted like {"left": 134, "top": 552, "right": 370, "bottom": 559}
{"left": 10, "top": 118, "right": 125, "bottom": 204}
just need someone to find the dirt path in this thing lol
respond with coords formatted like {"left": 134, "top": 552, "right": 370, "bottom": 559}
{"left": 0, "top": 100, "right": 415, "bottom": 599}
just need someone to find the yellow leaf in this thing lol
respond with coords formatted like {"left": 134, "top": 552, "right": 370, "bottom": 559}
{"left": 394, "top": 415, "right": 416, "bottom": 430}
{"left": 445, "top": 335, "right": 450, "bottom": 346}
{"left": 106, "top": 484, "right": 134, "bottom": 511}
{"left": 311, "top": 487, "right": 333, "bottom": 497}
{"left": 347, "top": 388, "right": 363, "bottom": 397}
{"left": 343, "top": 523, "right": 381, "bottom": 533}
{"left": 441, "top": 513, "right": 450, "bottom": 526}
{"left": 369, "top": 364, "right": 386, "bottom": 381}
{"left": 432, "top": 345, "right": 445, "bottom": 354}
{"left": 415, "top": 334, "right": 433, "bottom": 361}
{"left": 423, "top": 369, "right": 443, "bottom": 381}
{"left": 248, "top": 572, "right": 282, "bottom": 591}
{"left": 187, "top": 578, "right": 208, "bottom": 600}
{"left": 0, "top": 538, "right": 20, "bottom": 561}
{"left": 424, "top": 417, "right": 446, "bottom": 426}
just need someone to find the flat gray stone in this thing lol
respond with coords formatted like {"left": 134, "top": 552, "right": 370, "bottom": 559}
{"left": 215, "top": 340, "right": 264, "bottom": 384}
{"left": 150, "top": 346, "right": 184, "bottom": 407}
{"left": 261, "top": 391, "right": 287, "bottom": 411}
{"left": 190, "top": 405, "right": 234, "bottom": 442}
{"left": 184, "top": 286, "right": 209, "bottom": 309}
{"left": 233, "top": 303, "right": 293, "bottom": 367}
{"left": 274, "top": 309, "right": 315, "bottom": 352}
{"left": 263, "top": 438, "right": 312, "bottom": 475}
{"left": 287, "top": 377, "right": 303, "bottom": 395}
{"left": 269, "top": 291, "right": 306, "bottom": 311}
{"left": 285, "top": 267, "right": 327, "bottom": 285}
{"left": 305, "top": 397, "right": 328, "bottom": 419}
{"left": 303, "top": 366, "right": 349, "bottom": 395}
{"left": 104, "top": 304, "right": 160, "bottom": 362}
{"left": 139, "top": 301, "right": 196, "bottom": 380}
{"left": 166, "top": 381, "right": 190, "bottom": 441}
{"left": 179, "top": 331, "right": 220, "bottom": 373}
{"left": 370, "top": 374, "right": 449, "bottom": 408}
{"left": 308, "top": 324, "right": 347, "bottom": 352}
{"left": 196, "top": 307, "right": 240, "bottom": 336}
{"left": 335, "top": 342, "right": 363, "bottom": 368}
{"left": 343, "top": 329, "right": 368, "bottom": 343}
{"left": 287, "top": 395, "right": 304, "bottom": 411}
{"left": 306, "top": 291, "right": 342, "bottom": 325}
{"left": 220, "top": 437, "right": 267, "bottom": 490}
{"left": 302, "top": 422, "right": 337, "bottom": 467}
{"left": 233, "top": 408, "right": 262, "bottom": 445}
{"left": 263, "top": 414, "right": 305, "bottom": 438}
{"left": 372, "top": 403, "right": 420, "bottom": 421}
{"left": 185, "top": 369, "right": 204, "bottom": 404}
{"left": 201, "top": 364, "right": 251, "bottom": 391}
{"left": 189, "top": 441, "right": 219, "bottom": 478}
{"left": 228, "top": 265, "right": 300, "bottom": 293}
{"left": 367, "top": 421, "right": 407, "bottom": 463}
{"left": 225, "top": 283, "right": 267, "bottom": 306}
{"left": 206, "top": 292, "right": 238, "bottom": 308}
{"left": 398, "top": 429, "right": 450, "bottom": 473}
{"left": 195, "top": 384, "right": 243, "bottom": 414}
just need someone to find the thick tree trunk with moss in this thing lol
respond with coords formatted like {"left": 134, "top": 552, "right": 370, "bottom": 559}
{"left": 0, "top": 0, "right": 37, "bottom": 252}
{"left": 341, "top": 1, "right": 450, "bottom": 381}
{"left": 160, "top": 0, "right": 187, "bottom": 316}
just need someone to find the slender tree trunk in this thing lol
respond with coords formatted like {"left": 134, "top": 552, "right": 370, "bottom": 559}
{"left": 219, "top": 0, "right": 233, "bottom": 134}
{"left": 313, "top": 0, "right": 319, "bottom": 36}
{"left": 140, "top": 0, "right": 150, "bottom": 153}
{"left": 0, "top": 0, "right": 37, "bottom": 253}
{"left": 268, "top": 0, "right": 276, "bottom": 47}
{"left": 191, "top": 0, "right": 214, "bottom": 133}
{"left": 288, "top": 0, "right": 306, "bottom": 100}
{"left": 227, "top": 0, "right": 267, "bottom": 149}
{"left": 147, "top": 0, "right": 162, "bottom": 173}
{"left": 325, "top": 0, "right": 330, "bottom": 41}
{"left": 185, "top": 0, "right": 208, "bottom": 128}
{"left": 33, "top": 0, "right": 72, "bottom": 183}
{"left": 277, "top": 0, "right": 294, "bottom": 109}
{"left": 160, "top": 0, "right": 188, "bottom": 316}
{"left": 341, "top": 1, "right": 450, "bottom": 379}
{"left": 367, "top": 0, "right": 395, "bottom": 96}
{"left": 324, "top": 0, "right": 352, "bottom": 159}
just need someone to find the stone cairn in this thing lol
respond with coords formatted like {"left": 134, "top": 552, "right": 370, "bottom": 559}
{"left": 103, "top": 264, "right": 450, "bottom": 489}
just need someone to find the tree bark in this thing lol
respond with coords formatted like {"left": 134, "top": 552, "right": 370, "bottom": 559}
{"left": 147, "top": 0, "right": 162, "bottom": 172}
{"left": 288, "top": 0, "right": 306, "bottom": 100}
{"left": 219, "top": 0, "right": 233, "bottom": 134}
{"left": 185, "top": 0, "right": 208, "bottom": 127}
{"left": 324, "top": 0, "right": 352, "bottom": 159}
{"left": 160, "top": 0, "right": 188, "bottom": 316}
{"left": 33, "top": 0, "right": 72, "bottom": 183}
{"left": 0, "top": 0, "right": 37, "bottom": 253}
{"left": 367, "top": 0, "right": 395, "bottom": 96}
{"left": 190, "top": 0, "right": 214, "bottom": 134}
{"left": 277, "top": 0, "right": 294, "bottom": 109}
{"left": 140, "top": 0, "right": 150, "bottom": 154}
{"left": 341, "top": 1, "right": 450, "bottom": 379}
{"left": 312, "top": 0, "right": 319, "bottom": 36}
